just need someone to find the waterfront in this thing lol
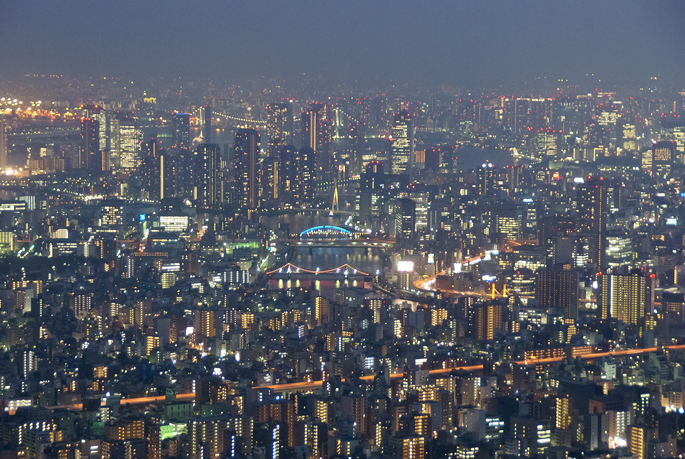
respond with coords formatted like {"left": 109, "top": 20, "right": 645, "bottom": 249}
{"left": 262, "top": 213, "right": 386, "bottom": 299}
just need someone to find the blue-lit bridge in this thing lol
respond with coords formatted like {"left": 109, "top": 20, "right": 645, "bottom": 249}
{"left": 273, "top": 225, "right": 394, "bottom": 247}
{"left": 300, "top": 225, "right": 354, "bottom": 239}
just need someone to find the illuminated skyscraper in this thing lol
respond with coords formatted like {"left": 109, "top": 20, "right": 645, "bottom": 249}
{"left": 0, "top": 116, "right": 7, "bottom": 170}
{"left": 302, "top": 103, "right": 331, "bottom": 179}
{"left": 267, "top": 103, "right": 293, "bottom": 156}
{"left": 652, "top": 140, "right": 676, "bottom": 177}
{"left": 600, "top": 269, "right": 652, "bottom": 325}
{"left": 172, "top": 113, "right": 191, "bottom": 152}
{"left": 295, "top": 146, "right": 315, "bottom": 206}
{"left": 262, "top": 156, "right": 280, "bottom": 205}
{"left": 197, "top": 144, "right": 221, "bottom": 209}
{"left": 475, "top": 302, "right": 503, "bottom": 341}
{"left": 82, "top": 105, "right": 107, "bottom": 152}
{"left": 577, "top": 178, "right": 607, "bottom": 269}
{"left": 390, "top": 109, "right": 414, "bottom": 175}
{"left": 80, "top": 117, "right": 99, "bottom": 170}
{"left": 233, "top": 129, "right": 261, "bottom": 211}
{"left": 112, "top": 115, "right": 141, "bottom": 170}
{"left": 555, "top": 396, "right": 571, "bottom": 430}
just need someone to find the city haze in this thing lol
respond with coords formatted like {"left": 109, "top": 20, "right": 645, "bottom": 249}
{"left": 1, "top": 1, "right": 684, "bottom": 86}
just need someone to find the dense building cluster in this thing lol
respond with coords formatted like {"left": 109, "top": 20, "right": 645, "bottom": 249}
{"left": 0, "top": 76, "right": 683, "bottom": 459}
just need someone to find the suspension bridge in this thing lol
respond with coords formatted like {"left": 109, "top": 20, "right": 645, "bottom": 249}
{"left": 190, "top": 105, "right": 360, "bottom": 130}
{"left": 191, "top": 108, "right": 267, "bottom": 127}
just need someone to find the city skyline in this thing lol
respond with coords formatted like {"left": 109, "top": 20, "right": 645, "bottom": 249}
{"left": 1, "top": 3, "right": 685, "bottom": 459}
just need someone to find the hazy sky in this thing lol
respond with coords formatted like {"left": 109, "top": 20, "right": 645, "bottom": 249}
{"left": 1, "top": 1, "right": 684, "bottom": 87}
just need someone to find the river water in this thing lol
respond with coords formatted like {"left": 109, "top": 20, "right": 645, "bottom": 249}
{"left": 261, "top": 213, "right": 385, "bottom": 299}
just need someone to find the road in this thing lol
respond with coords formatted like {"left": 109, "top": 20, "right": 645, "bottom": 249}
{"left": 260, "top": 344, "right": 685, "bottom": 393}
{"left": 38, "top": 344, "right": 685, "bottom": 410}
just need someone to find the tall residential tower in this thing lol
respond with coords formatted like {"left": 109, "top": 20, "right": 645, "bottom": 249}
{"left": 234, "top": 129, "right": 261, "bottom": 212}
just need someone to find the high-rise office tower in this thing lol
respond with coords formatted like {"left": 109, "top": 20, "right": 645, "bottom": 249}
{"left": 82, "top": 105, "right": 107, "bottom": 152}
{"left": 395, "top": 198, "right": 416, "bottom": 252}
{"left": 301, "top": 103, "right": 331, "bottom": 179}
{"left": 600, "top": 269, "right": 652, "bottom": 325}
{"left": 390, "top": 109, "right": 414, "bottom": 175}
{"left": 80, "top": 117, "right": 99, "bottom": 170}
{"left": 141, "top": 138, "right": 168, "bottom": 201}
{"left": 197, "top": 144, "right": 221, "bottom": 209}
{"left": 535, "top": 266, "right": 579, "bottom": 320}
{"left": 172, "top": 113, "right": 191, "bottom": 152}
{"left": 267, "top": 103, "right": 293, "bottom": 156}
{"left": 112, "top": 115, "right": 141, "bottom": 169}
{"left": 0, "top": 116, "right": 7, "bottom": 170}
{"left": 203, "top": 105, "right": 212, "bottom": 143}
{"left": 651, "top": 140, "right": 676, "bottom": 177}
{"left": 577, "top": 178, "right": 607, "bottom": 270}
{"left": 233, "top": 129, "right": 261, "bottom": 211}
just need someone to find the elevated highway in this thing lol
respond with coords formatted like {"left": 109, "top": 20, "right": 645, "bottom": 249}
{"left": 37, "top": 344, "right": 685, "bottom": 412}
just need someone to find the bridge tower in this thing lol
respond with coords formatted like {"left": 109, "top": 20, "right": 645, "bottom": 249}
{"left": 332, "top": 177, "right": 339, "bottom": 213}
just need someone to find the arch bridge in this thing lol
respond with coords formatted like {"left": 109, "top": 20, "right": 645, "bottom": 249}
{"left": 299, "top": 225, "right": 356, "bottom": 240}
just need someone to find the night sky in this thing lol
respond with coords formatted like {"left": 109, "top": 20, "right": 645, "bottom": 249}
{"left": 1, "top": 0, "right": 684, "bottom": 87}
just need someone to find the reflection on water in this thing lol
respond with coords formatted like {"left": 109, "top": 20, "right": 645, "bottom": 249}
{"left": 268, "top": 247, "right": 382, "bottom": 299}
{"left": 268, "top": 277, "right": 367, "bottom": 299}
{"left": 292, "top": 247, "right": 382, "bottom": 274}
{"left": 265, "top": 214, "right": 385, "bottom": 299}
{"left": 456, "top": 146, "right": 516, "bottom": 170}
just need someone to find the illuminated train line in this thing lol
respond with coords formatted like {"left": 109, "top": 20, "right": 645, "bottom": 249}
{"left": 266, "top": 262, "right": 369, "bottom": 276}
